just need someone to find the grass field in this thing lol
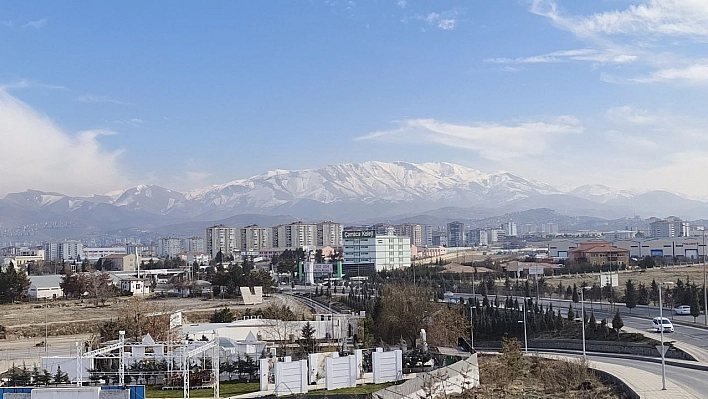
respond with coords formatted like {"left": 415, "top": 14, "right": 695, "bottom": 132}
{"left": 305, "top": 383, "right": 393, "bottom": 395}
{"left": 145, "top": 382, "right": 259, "bottom": 398}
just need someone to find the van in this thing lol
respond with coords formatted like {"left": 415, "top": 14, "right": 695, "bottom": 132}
{"left": 652, "top": 317, "right": 674, "bottom": 333}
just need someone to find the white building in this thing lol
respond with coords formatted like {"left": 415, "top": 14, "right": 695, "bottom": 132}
{"left": 650, "top": 217, "right": 690, "bottom": 238}
{"left": 205, "top": 225, "right": 237, "bottom": 258}
{"left": 343, "top": 230, "right": 411, "bottom": 275}
{"left": 158, "top": 238, "right": 183, "bottom": 257}
{"left": 44, "top": 241, "right": 84, "bottom": 262}
{"left": 178, "top": 251, "right": 211, "bottom": 265}
{"left": 603, "top": 230, "right": 637, "bottom": 241}
{"left": 183, "top": 237, "right": 206, "bottom": 253}
{"left": 239, "top": 225, "right": 272, "bottom": 251}
{"left": 120, "top": 278, "right": 151, "bottom": 296}
{"left": 83, "top": 247, "right": 127, "bottom": 263}
{"left": 273, "top": 222, "right": 317, "bottom": 249}
{"left": 503, "top": 221, "right": 518, "bottom": 237}
{"left": 28, "top": 275, "right": 63, "bottom": 299}
{"left": 317, "top": 221, "right": 343, "bottom": 247}
{"left": 487, "top": 228, "right": 505, "bottom": 243}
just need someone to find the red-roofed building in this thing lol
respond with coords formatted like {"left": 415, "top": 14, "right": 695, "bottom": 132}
{"left": 569, "top": 241, "right": 628, "bottom": 266}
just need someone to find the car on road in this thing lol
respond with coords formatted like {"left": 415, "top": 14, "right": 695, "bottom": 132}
{"left": 674, "top": 305, "right": 691, "bottom": 315}
{"left": 652, "top": 317, "right": 675, "bottom": 332}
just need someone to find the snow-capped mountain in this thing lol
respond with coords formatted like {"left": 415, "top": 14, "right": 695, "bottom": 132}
{"left": 186, "top": 161, "right": 561, "bottom": 210}
{"left": 1, "top": 161, "right": 708, "bottom": 236}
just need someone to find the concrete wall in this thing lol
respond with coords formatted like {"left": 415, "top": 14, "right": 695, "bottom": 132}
{"left": 374, "top": 354, "right": 479, "bottom": 399}
{"left": 477, "top": 339, "right": 694, "bottom": 360}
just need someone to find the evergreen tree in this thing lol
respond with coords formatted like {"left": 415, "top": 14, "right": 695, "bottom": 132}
{"left": 612, "top": 310, "right": 624, "bottom": 337}
{"left": 53, "top": 366, "right": 69, "bottom": 385}
{"left": 567, "top": 304, "right": 574, "bottom": 321}
{"left": 690, "top": 290, "right": 701, "bottom": 323}
{"left": 572, "top": 284, "right": 579, "bottom": 304}
{"left": 625, "top": 279, "right": 637, "bottom": 313}
{"left": 210, "top": 307, "right": 234, "bottom": 323}
{"left": 300, "top": 321, "right": 316, "bottom": 354}
{"left": 638, "top": 283, "right": 649, "bottom": 306}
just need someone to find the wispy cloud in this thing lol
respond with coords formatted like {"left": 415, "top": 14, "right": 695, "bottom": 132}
{"left": 486, "top": 48, "right": 637, "bottom": 65}
{"left": 0, "top": 89, "right": 130, "bottom": 196}
{"left": 0, "top": 79, "right": 65, "bottom": 91}
{"left": 356, "top": 117, "right": 582, "bottom": 161}
{"left": 633, "top": 63, "right": 708, "bottom": 84}
{"left": 397, "top": 0, "right": 407, "bottom": 9}
{"left": 535, "top": 0, "right": 708, "bottom": 39}
{"left": 112, "top": 118, "right": 146, "bottom": 127}
{"left": 22, "top": 17, "right": 48, "bottom": 29}
{"left": 75, "top": 94, "right": 132, "bottom": 105}
{"left": 424, "top": 10, "right": 458, "bottom": 31}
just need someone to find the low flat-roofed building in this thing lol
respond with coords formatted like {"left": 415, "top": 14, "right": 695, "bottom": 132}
{"left": 28, "top": 274, "right": 63, "bottom": 299}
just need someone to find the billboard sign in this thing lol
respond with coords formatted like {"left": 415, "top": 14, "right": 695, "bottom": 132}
{"left": 599, "top": 272, "right": 619, "bottom": 287}
{"left": 529, "top": 266, "right": 544, "bottom": 275}
{"left": 312, "top": 263, "right": 333, "bottom": 274}
{"left": 240, "top": 251, "right": 260, "bottom": 256}
{"left": 343, "top": 230, "right": 376, "bottom": 239}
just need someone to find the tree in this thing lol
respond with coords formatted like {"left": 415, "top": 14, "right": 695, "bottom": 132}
{"left": 0, "top": 265, "right": 31, "bottom": 303}
{"left": 690, "top": 290, "right": 701, "bottom": 323}
{"left": 625, "top": 279, "right": 637, "bottom": 313}
{"left": 53, "top": 366, "right": 69, "bottom": 385}
{"left": 210, "top": 307, "right": 235, "bottom": 323}
{"left": 572, "top": 284, "right": 579, "bottom": 304}
{"left": 60, "top": 271, "right": 87, "bottom": 298}
{"left": 300, "top": 321, "right": 316, "bottom": 355}
{"left": 611, "top": 309, "right": 624, "bottom": 337}
{"left": 638, "top": 283, "right": 649, "bottom": 306}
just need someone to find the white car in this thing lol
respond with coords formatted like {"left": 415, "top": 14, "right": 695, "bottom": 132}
{"left": 653, "top": 317, "right": 675, "bottom": 333}
{"left": 674, "top": 305, "right": 691, "bottom": 315}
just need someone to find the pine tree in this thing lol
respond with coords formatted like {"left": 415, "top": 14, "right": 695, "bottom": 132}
{"left": 300, "top": 321, "right": 316, "bottom": 354}
{"left": 625, "top": 279, "right": 637, "bottom": 313}
{"left": 612, "top": 310, "right": 624, "bottom": 338}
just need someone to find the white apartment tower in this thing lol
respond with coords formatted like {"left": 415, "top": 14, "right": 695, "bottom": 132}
{"left": 317, "top": 221, "right": 343, "bottom": 247}
{"left": 205, "top": 225, "right": 237, "bottom": 258}
{"left": 158, "top": 238, "right": 183, "bottom": 258}
{"left": 272, "top": 222, "right": 317, "bottom": 249}
{"left": 44, "top": 241, "right": 84, "bottom": 261}
{"left": 650, "top": 217, "right": 690, "bottom": 238}
{"left": 183, "top": 237, "right": 206, "bottom": 253}
{"left": 240, "top": 225, "right": 271, "bottom": 251}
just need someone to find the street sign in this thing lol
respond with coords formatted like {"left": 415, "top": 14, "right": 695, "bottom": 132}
{"left": 529, "top": 266, "right": 544, "bottom": 275}
{"left": 240, "top": 251, "right": 259, "bottom": 256}
{"left": 656, "top": 345, "right": 669, "bottom": 356}
{"left": 599, "top": 272, "right": 619, "bottom": 287}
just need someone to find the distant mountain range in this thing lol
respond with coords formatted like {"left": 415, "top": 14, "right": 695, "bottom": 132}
{"left": 1, "top": 161, "right": 707, "bottom": 239}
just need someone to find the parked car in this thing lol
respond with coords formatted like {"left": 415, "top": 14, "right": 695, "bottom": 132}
{"left": 674, "top": 305, "right": 691, "bottom": 315}
{"left": 652, "top": 317, "right": 675, "bottom": 332}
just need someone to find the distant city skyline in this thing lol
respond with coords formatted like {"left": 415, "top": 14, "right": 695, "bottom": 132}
{"left": 2, "top": 1, "right": 708, "bottom": 198}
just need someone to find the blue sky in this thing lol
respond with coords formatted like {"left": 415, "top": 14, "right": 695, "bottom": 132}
{"left": 2, "top": 0, "right": 708, "bottom": 198}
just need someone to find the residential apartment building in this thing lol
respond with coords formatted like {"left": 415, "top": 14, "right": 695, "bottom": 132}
{"left": 158, "top": 238, "right": 183, "bottom": 258}
{"left": 239, "top": 225, "right": 271, "bottom": 251}
{"left": 43, "top": 241, "right": 83, "bottom": 261}
{"left": 503, "top": 221, "right": 517, "bottom": 237}
{"left": 205, "top": 225, "right": 237, "bottom": 258}
{"left": 447, "top": 221, "right": 465, "bottom": 248}
{"left": 183, "top": 237, "right": 206, "bottom": 253}
{"left": 396, "top": 223, "right": 427, "bottom": 247}
{"left": 101, "top": 253, "right": 138, "bottom": 272}
{"left": 342, "top": 230, "right": 411, "bottom": 275}
{"left": 272, "top": 222, "right": 316, "bottom": 249}
{"left": 84, "top": 247, "right": 127, "bottom": 263}
{"left": 317, "top": 221, "right": 343, "bottom": 248}
{"left": 650, "top": 217, "right": 689, "bottom": 238}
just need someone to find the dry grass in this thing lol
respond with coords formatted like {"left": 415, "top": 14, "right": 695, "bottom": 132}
{"left": 462, "top": 355, "right": 630, "bottom": 399}
{"left": 545, "top": 264, "right": 706, "bottom": 293}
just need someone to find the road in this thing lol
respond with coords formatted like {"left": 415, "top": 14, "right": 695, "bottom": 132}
{"left": 562, "top": 351, "right": 707, "bottom": 398}
{"left": 452, "top": 292, "right": 708, "bottom": 350}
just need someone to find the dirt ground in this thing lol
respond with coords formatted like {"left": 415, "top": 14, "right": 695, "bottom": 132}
{"left": 544, "top": 263, "right": 708, "bottom": 292}
{"left": 0, "top": 294, "right": 312, "bottom": 338}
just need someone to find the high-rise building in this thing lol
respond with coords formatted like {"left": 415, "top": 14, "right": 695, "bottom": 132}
{"left": 447, "top": 221, "right": 465, "bottom": 247}
{"left": 205, "top": 225, "right": 237, "bottom": 258}
{"left": 272, "top": 222, "right": 317, "bottom": 249}
{"left": 158, "top": 238, "right": 183, "bottom": 257}
{"left": 317, "top": 221, "right": 343, "bottom": 247}
{"left": 183, "top": 237, "right": 206, "bottom": 253}
{"left": 240, "top": 225, "right": 271, "bottom": 251}
{"left": 503, "top": 221, "right": 517, "bottom": 237}
{"left": 650, "top": 217, "right": 689, "bottom": 238}
{"left": 396, "top": 223, "right": 425, "bottom": 246}
{"left": 44, "top": 241, "right": 84, "bottom": 261}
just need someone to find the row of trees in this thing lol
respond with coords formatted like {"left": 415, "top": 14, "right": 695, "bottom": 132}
{"left": 60, "top": 271, "right": 120, "bottom": 304}
{"left": 1, "top": 365, "right": 70, "bottom": 387}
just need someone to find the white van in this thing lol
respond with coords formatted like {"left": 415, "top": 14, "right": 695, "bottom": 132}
{"left": 652, "top": 317, "right": 674, "bottom": 332}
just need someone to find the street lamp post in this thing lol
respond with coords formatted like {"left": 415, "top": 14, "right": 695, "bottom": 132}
{"left": 580, "top": 288, "right": 587, "bottom": 359}
{"left": 522, "top": 298, "right": 528, "bottom": 354}
{"left": 659, "top": 281, "right": 674, "bottom": 391}
{"left": 703, "top": 232, "right": 707, "bottom": 326}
